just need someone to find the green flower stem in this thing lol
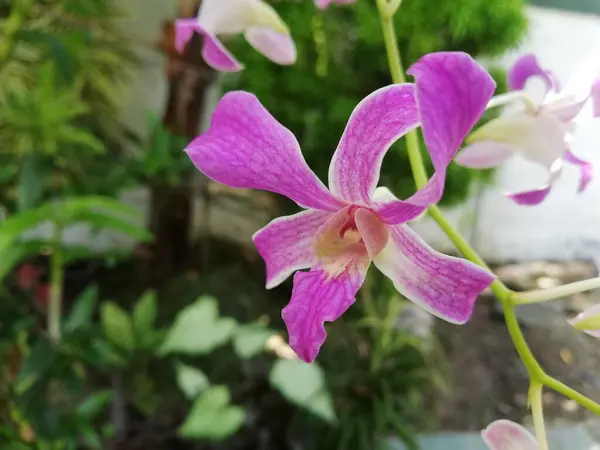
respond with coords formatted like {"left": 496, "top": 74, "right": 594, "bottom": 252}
{"left": 514, "top": 277, "right": 600, "bottom": 305}
{"left": 529, "top": 381, "right": 549, "bottom": 450}
{"left": 48, "top": 221, "right": 64, "bottom": 342}
{"left": 375, "top": 0, "right": 600, "bottom": 416}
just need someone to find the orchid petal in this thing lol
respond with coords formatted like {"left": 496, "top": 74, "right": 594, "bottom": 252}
{"left": 592, "top": 79, "right": 600, "bottom": 118}
{"left": 568, "top": 303, "right": 600, "bottom": 338}
{"left": 201, "top": 30, "right": 244, "bottom": 72}
{"left": 367, "top": 223, "right": 494, "bottom": 323}
{"left": 354, "top": 209, "right": 389, "bottom": 259}
{"left": 282, "top": 265, "right": 368, "bottom": 362}
{"left": 407, "top": 52, "right": 496, "bottom": 182}
{"left": 253, "top": 209, "right": 332, "bottom": 289}
{"left": 564, "top": 150, "right": 593, "bottom": 192}
{"left": 315, "top": 0, "right": 355, "bottom": 8}
{"left": 455, "top": 141, "right": 514, "bottom": 168}
{"left": 328, "top": 84, "right": 419, "bottom": 204}
{"left": 467, "top": 113, "right": 566, "bottom": 169}
{"left": 505, "top": 159, "right": 563, "bottom": 206}
{"left": 376, "top": 52, "right": 496, "bottom": 224}
{"left": 174, "top": 19, "right": 200, "bottom": 53}
{"left": 508, "top": 54, "right": 557, "bottom": 94}
{"left": 186, "top": 91, "right": 344, "bottom": 211}
{"left": 545, "top": 47, "right": 600, "bottom": 121}
{"left": 244, "top": 27, "right": 297, "bottom": 65}
{"left": 198, "top": 0, "right": 288, "bottom": 36}
{"left": 482, "top": 420, "right": 538, "bottom": 450}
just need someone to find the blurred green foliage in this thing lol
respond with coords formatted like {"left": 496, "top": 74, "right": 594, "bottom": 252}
{"left": 226, "top": 0, "right": 527, "bottom": 206}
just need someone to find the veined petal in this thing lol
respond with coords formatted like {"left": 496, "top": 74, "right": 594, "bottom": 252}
{"left": 455, "top": 141, "right": 514, "bottom": 168}
{"left": 568, "top": 303, "right": 600, "bottom": 338}
{"left": 244, "top": 27, "right": 297, "bottom": 65}
{"left": 328, "top": 84, "right": 419, "bottom": 204}
{"left": 508, "top": 54, "right": 557, "bottom": 94}
{"left": 201, "top": 30, "right": 244, "bottom": 72}
{"left": 377, "top": 52, "right": 496, "bottom": 224}
{"left": 407, "top": 52, "right": 496, "bottom": 186}
{"left": 253, "top": 209, "right": 332, "bottom": 289}
{"left": 186, "top": 91, "right": 344, "bottom": 211}
{"left": 592, "top": 79, "right": 600, "bottom": 118}
{"left": 370, "top": 224, "right": 495, "bottom": 323}
{"left": 467, "top": 113, "right": 566, "bottom": 168}
{"left": 564, "top": 150, "right": 593, "bottom": 192}
{"left": 198, "top": 0, "right": 288, "bottom": 36}
{"left": 174, "top": 19, "right": 200, "bottom": 53}
{"left": 482, "top": 420, "right": 538, "bottom": 450}
{"left": 506, "top": 159, "right": 563, "bottom": 206}
{"left": 282, "top": 264, "right": 368, "bottom": 362}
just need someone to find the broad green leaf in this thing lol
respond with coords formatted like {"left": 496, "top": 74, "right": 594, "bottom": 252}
{"left": 175, "top": 362, "right": 209, "bottom": 400}
{"left": 64, "top": 285, "right": 98, "bottom": 333}
{"left": 158, "top": 296, "right": 237, "bottom": 356}
{"left": 14, "top": 341, "right": 56, "bottom": 395}
{"left": 18, "top": 153, "right": 47, "bottom": 212}
{"left": 232, "top": 323, "right": 274, "bottom": 359}
{"left": 178, "top": 386, "right": 245, "bottom": 441}
{"left": 100, "top": 302, "right": 134, "bottom": 352}
{"left": 270, "top": 359, "right": 336, "bottom": 423}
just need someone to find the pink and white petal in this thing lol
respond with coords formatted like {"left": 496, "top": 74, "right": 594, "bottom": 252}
{"left": 186, "top": 91, "right": 344, "bottom": 211}
{"left": 314, "top": 0, "right": 331, "bottom": 8}
{"left": 482, "top": 420, "right": 538, "bottom": 450}
{"left": 506, "top": 159, "right": 563, "bottom": 206}
{"left": 253, "top": 209, "right": 332, "bottom": 289}
{"left": 568, "top": 303, "right": 600, "bottom": 338}
{"left": 455, "top": 141, "right": 514, "bottom": 168}
{"left": 282, "top": 264, "right": 368, "bottom": 362}
{"left": 406, "top": 52, "right": 496, "bottom": 196}
{"left": 372, "top": 224, "right": 495, "bottom": 323}
{"left": 354, "top": 209, "right": 389, "bottom": 259}
{"left": 244, "top": 27, "right": 297, "bottom": 65}
{"left": 592, "top": 79, "right": 600, "bottom": 118}
{"left": 370, "top": 187, "right": 428, "bottom": 224}
{"left": 201, "top": 31, "right": 243, "bottom": 72}
{"left": 564, "top": 150, "right": 593, "bottom": 192}
{"left": 174, "top": 19, "right": 200, "bottom": 53}
{"left": 198, "top": 0, "right": 280, "bottom": 35}
{"left": 507, "top": 54, "right": 557, "bottom": 94}
{"left": 328, "top": 84, "right": 419, "bottom": 204}
{"left": 544, "top": 47, "right": 600, "bottom": 121}
{"left": 467, "top": 113, "right": 567, "bottom": 169}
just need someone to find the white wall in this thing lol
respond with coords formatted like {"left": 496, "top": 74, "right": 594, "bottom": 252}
{"left": 414, "top": 6, "right": 600, "bottom": 263}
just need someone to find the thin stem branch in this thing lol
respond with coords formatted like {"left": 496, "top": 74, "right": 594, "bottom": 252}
{"left": 542, "top": 374, "right": 600, "bottom": 415}
{"left": 48, "top": 221, "right": 64, "bottom": 342}
{"left": 514, "top": 277, "right": 600, "bottom": 305}
{"left": 529, "top": 382, "right": 549, "bottom": 450}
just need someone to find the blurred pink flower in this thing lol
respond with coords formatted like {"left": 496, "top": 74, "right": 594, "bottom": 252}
{"left": 185, "top": 52, "right": 496, "bottom": 362}
{"left": 315, "top": 0, "right": 356, "bottom": 9}
{"left": 482, "top": 420, "right": 538, "bottom": 450}
{"left": 174, "top": 0, "right": 296, "bottom": 72}
{"left": 456, "top": 49, "right": 600, "bottom": 205}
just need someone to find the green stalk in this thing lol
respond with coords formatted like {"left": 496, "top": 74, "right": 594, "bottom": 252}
{"left": 529, "top": 382, "right": 549, "bottom": 450}
{"left": 48, "top": 221, "right": 64, "bottom": 342}
{"left": 374, "top": 0, "right": 600, "bottom": 415}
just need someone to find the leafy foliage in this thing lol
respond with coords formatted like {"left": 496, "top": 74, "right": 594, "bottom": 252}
{"left": 225, "top": 0, "right": 527, "bottom": 206}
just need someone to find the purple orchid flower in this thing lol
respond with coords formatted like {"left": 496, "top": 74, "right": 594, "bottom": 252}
{"left": 185, "top": 52, "right": 496, "bottom": 362}
{"left": 482, "top": 420, "right": 538, "bottom": 450}
{"left": 315, "top": 0, "right": 356, "bottom": 9}
{"left": 174, "top": 0, "right": 297, "bottom": 72}
{"left": 455, "top": 49, "right": 600, "bottom": 205}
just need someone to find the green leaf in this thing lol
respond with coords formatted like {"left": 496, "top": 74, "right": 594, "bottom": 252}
{"left": 64, "top": 285, "right": 98, "bottom": 333}
{"left": 270, "top": 359, "right": 336, "bottom": 423}
{"left": 100, "top": 302, "right": 134, "bottom": 352}
{"left": 175, "top": 362, "right": 209, "bottom": 400}
{"left": 77, "top": 390, "right": 114, "bottom": 418}
{"left": 158, "top": 296, "right": 237, "bottom": 356}
{"left": 232, "top": 323, "right": 274, "bottom": 359}
{"left": 18, "top": 153, "right": 47, "bottom": 212}
{"left": 178, "top": 386, "right": 245, "bottom": 441}
{"left": 132, "top": 290, "right": 157, "bottom": 336}
{"left": 14, "top": 341, "right": 56, "bottom": 395}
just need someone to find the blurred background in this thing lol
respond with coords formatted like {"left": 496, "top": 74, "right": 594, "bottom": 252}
{"left": 0, "top": 0, "right": 600, "bottom": 449}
